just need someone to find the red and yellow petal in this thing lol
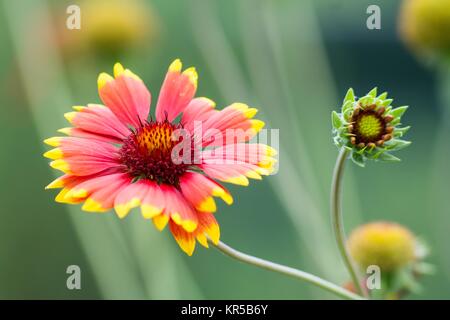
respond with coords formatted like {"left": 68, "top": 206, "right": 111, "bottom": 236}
{"left": 201, "top": 143, "right": 277, "bottom": 166}
{"left": 201, "top": 103, "right": 265, "bottom": 147}
{"left": 195, "top": 212, "right": 220, "bottom": 248}
{"left": 50, "top": 172, "right": 130, "bottom": 210}
{"left": 153, "top": 213, "right": 170, "bottom": 231}
{"left": 51, "top": 175, "right": 91, "bottom": 204}
{"left": 46, "top": 173, "right": 112, "bottom": 206}
{"left": 113, "top": 180, "right": 149, "bottom": 219}
{"left": 168, "top": 212, "right": 220, "bottom": 256}
{"left": 140, "top": 180, "right": 165, "bottom": 219}
{"left": 160, "top": 185, "right": 198, "bottom": 232}
{"left": 61, "top": 104, "right": 130, "bottom": 143}
{"left": 80, "top": 173, "right": 132, "bottom": 212}
{"left": 98, "top": 63, "right": 151, "bottom": 129}
{"left": 136, "top": 183, "right": 198, "bottom": 233}
{"left": 44, "top": 137, "right": 122, "bottom": 176}
{"left": 180, "top": 97, "right": 217, "bottom": 133}
{"left": 169, "top": 221, "right": 197, "bottom": 256}
{"left": 155, "top": 59, "right": 198, "bottom": 122}
{"left": 199, "top": 143, "right": 277, "bottom": 186}
{"left": 199, "top": 163, "right": 274, "bottom": 186}
{"left": 179, "top": 172, "right": 233, "bottom": 213}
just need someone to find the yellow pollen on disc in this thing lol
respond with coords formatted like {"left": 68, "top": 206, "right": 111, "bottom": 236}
{"left": 137, "top": 125, "right": 175, "bottom": 153}
{"left": 356, "top": 114, "right": 383, "bottom": 139}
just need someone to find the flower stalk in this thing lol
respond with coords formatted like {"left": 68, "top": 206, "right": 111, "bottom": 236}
{"left": 210, "top": 238, "right": 365, "bottom": 300}
{"left": 331, "top": 148, "right": 366, "bottom": 297}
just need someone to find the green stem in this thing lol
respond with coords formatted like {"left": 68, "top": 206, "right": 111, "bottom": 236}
{"left": 331, "top": 148, "right": 366, "bottom": 297}
{"left": 210, "top": 239, "right": 364, "bottom": 300}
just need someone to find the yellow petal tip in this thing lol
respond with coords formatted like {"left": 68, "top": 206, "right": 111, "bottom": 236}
{"left": 43, "top": 137, "right": 62, "bottom": 147}
{"left": 45, "top": 178, "right": 65, "bottom": 190}
{"left": 50, "top": 159, "right": 70, "bottom": 173}
{"left": 169, "top": 59, "right": 182, "bottom": 72}
{"left": 196, "top": 234, "right": 209, "bottom": 248}
{"left": 197, "top": 197, "right": 217, "bottom": 212}
{"left": 57, "top": 127, "right": 72, "bottom": 135}
{"left": 115, "top": 198, "right": 140, "bottom": 219}
{"left": 183, "top": 67, "right": 198, "bottom": 88}
{"left": 199, "top": 97, "right": 216, "bottom": 108}
{"left": 244, "top": 108, "right": 258, "bottom": 119}
{"left": 207, "top": 225, "right": 220, "bottom": 245}
{"left": 64, "top": 112, "right": 77, "bottom": 124}
{"left": 97, "top": 72, "right": 114, "bottom": 90}
{"left": 153, "top": 214, "right": 170, "bottom": 231}
{"left": 113, "top": 63, "right": 125, "bottom": 78}
{"left": 266, "top": 146, "right": 278, "bottom": 156}
{"left": 212, "top": 187, "right": 233, "bottom": 205}
{"left": 246, "top": 170, "right": 262, "bottom": 180}
{"left": 141, "top": 204, "right": 163, "bottom": 219}
{"left": 72, "top": 105, "right": 85, "bottom": 111}
{"left": 251, "top": 119, "right": 265, "bottom": 132}
{"left": 69, "top": 188, "right": 88, "bottom": 199}
{"left": 224, "top": 175, "right": 249, "bottom": 186}
{"left": 43, "top": 148, "right": 63, "bottom": 160}
{"left": 82, "top": 198, "right": 107, "bottom": 212}
{"left": 182, "top": 220, "right": 198, "bottom": 233}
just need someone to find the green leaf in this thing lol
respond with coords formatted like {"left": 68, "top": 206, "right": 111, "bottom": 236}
{"left": 390, "top": 118, "right": 401, "bottom": 126}
{"left": 368, "top": 87, "right": 377, "bottom": 97}
{"left": 356, "top": 146, "right": 367, "bottom": 155}
{"left": 351, "top": 152, "right": 365, "bottom": 167}
{"left": 390, "top": 106, "right": 408, "bottom": 118}
{"left": 385, "top": 139, "right": 411, "bottom": 151}
{"left": 371, "top": 149, "right": 384, "bottom": 159}
{"left": 358, "top": 95, "right": 373, "bottom": 106}
{"left": 394, "top": 126, "right": 411, "bottom": 137}
{"left": 343, "top": 108, "right": 353, "bottom": 121}
{"left": 343, "top": 88, "right": 355, "bottom": 104}
{"left": 342, "top": 100, "right": 353, "bottom": 113}
{"left": 377, "top": 92, "right": 388, "bottom": 100}
{"left": 381, "top": 98, "right": 393, "bottom": 107}
{"left": 378, "top": 152, "right": 401, "bottom": 162}
{"left": 331, "top": 111, "right": 342, "bottom": 129}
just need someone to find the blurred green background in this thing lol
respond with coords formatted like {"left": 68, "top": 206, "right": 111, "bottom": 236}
{"left": 0, "top": 0, "right": 448, "bottom": 299}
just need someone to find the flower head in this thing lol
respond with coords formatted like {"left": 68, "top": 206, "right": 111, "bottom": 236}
{"left": 44, "top": 59, "right": 276, "bottom": 255}
{"left": 399, "top": 0, "right": 450, "bottom": 63}
{"left": 59, "top": 0, "right": 157, "bottom": 58}
{"left": 348, "top": 221, "right": 416, "bottom": 272}
{"left": 332, "top": 88, "right": 411, "bottom": 167}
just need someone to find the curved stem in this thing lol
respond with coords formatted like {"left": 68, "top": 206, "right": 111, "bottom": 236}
{"left": 331, "top": 148, "right": 366, "bottom": 297}
{"left": 210, "top": 239, "right": 364, "bottom": 300}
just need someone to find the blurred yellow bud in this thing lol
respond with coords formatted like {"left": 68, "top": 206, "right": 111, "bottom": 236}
{"left": 348, "top": 221, "right": 416, "bottom": 272}
{"left": 59, "top": 0, "right": 158, "bottom": 58}
{"left": 399, "top": 0, "right": 450, "bottom": 61}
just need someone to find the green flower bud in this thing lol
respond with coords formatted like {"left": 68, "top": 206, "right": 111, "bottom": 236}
{"left": 332, "top": 88, "right": 411, "bottom": 167}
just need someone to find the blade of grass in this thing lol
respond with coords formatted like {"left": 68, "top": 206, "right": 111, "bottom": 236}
{"left": 428, "top": 67, "right": 450, "bottom": 283}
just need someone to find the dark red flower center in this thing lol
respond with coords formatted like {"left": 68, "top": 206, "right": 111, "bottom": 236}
{"left": 119, "top": 121, "right": 189, "bottom": 186}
